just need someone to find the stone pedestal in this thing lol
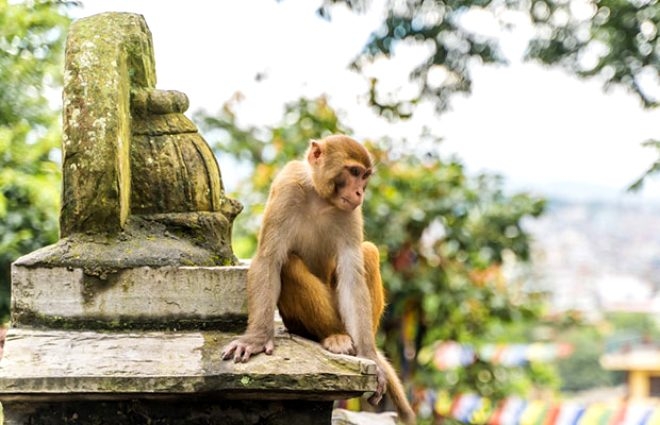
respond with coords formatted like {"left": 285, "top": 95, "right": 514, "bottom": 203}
{"left": 0, "top": 11, "right": 378, "bottom": 424}
{"left": 10, "top": 251, "right": 249, "bottom": 331}
{"left": 0, "top": 262, "right": 377, "bottom": 424}
{"left": 3, "top": 399, "right": 333, "bottom": 425}
{"left": 0, "top": 329, "right": 375, "bottom": 425}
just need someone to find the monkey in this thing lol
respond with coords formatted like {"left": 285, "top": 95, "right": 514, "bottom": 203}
{"left": 221, "top": 135, "right": 416, "bottom": 424}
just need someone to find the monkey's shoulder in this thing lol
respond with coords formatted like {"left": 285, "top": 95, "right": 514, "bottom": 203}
{"left": 270, "top": 160, "right": 312, "bottom": 191}
{"left": 274, "top": 160, "right": 308, "bottom": 179}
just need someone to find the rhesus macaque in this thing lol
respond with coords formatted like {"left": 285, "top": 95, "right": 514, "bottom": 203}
{"left": 221, "top": 135, "right": 416, "bottom": 424}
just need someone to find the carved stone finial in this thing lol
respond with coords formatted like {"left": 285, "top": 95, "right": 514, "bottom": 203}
{"left": 52, "top": 12, "right": 241, "bottom": 269}
{"left": 61, "top": 12, "right": 156, "bottom": 235}
{"left": 11, "top": 11, "right": 245, "bottom": 330}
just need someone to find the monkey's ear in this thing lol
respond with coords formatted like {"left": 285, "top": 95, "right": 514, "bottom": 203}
{"left": 307, "top": 140, "right": 323, "bottom": 165}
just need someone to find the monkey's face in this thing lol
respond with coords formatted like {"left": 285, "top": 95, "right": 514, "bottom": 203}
{"left": 332, "top": 164, "right": 371, "bottom": 211}
{"left": 306, "top": 136, "right": 374, "bottom": 211}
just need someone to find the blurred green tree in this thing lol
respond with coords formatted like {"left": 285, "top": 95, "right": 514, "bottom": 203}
{"left": 0, "top": 0, "right": 74, "bottom": 321}
{"left": 317, "top": 0, "right": 658, "bottom": 111}
{"left": 317, "top": 0, "right": 660, "bottom": 186}
{"left": 197, "top": 96, "right": 553, "bottom": 412}
{"left": 556, "top": 325, "right": 620, "bottom": 393}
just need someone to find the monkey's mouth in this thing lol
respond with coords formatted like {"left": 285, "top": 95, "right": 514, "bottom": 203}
{"left": 340, "top": 198, "right": 360, "bottom": 210}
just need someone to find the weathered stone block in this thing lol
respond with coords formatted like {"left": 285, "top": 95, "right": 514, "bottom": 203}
{"left": 0, "top": 328, "right": 377, "bottom": 425}
{"left": 2, "top": 399, "right": 333, "bottom": 425}
{"left": 11, "top": 264, "right": 248, "bottom": 330}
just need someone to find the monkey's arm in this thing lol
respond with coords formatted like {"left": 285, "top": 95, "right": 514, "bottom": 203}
{"left": 221, "top": 186, "right": 293, "bottom": 363}
{"left": 335, "top": 246, "right": 387, "bottom": 402}
{"left": 220, "top": 253, "right": 281, "bottom": 362}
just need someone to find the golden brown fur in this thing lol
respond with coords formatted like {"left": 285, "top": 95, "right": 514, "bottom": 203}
{"left": 222, "top": 135, "right": 416, "bottom": 424}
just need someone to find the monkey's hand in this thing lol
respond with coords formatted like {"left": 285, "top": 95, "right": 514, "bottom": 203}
{"left": 221, "top": 335, "right": 275, "bottom": 363}
{"left": 367, "top": 364, "right": 387, "bottom": 406}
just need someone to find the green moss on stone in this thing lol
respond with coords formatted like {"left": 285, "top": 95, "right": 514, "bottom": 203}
{"left": 16, "top": 216, "right": 238, "bottom": 272}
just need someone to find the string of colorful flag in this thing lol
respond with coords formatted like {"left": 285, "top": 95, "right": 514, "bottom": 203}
{"left": 424, "top": 341, "right": 574, "bottom": 370}
{"left": 340, "top": 391, "right": 656, "bottom": 424}
{"left": 431, "top": 392, "right": 660, "bottom": 425}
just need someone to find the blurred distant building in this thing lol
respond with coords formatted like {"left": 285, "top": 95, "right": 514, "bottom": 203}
{"left": 523, "top": 198, "right": 660, "bottom": 401}
{"left": 601, "top": 336, "right": 660, "bottom": 399}
{"left": 524, "top": 199, "right": 660, "bottom": 322}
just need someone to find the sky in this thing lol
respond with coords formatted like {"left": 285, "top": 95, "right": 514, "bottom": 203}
{"left": 71, "top": 0, "right": 660, "bottom": 202}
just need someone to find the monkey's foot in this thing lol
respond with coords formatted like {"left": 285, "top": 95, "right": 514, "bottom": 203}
{"left": 321, "top": 334, "right": 355, "bottom": 356}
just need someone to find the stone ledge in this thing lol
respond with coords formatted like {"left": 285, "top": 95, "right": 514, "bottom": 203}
{"left": 11, "top": 264, "right": 248, "bottom": 330}
{"left": 2, "top": 399, "right": 334, "bottom": 425}
{"left": 0, "top": 328, "right": 377, "bottom": 401}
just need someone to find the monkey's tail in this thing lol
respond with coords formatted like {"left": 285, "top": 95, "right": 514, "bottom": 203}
{"left": 377, "top": 351, "right": 417, "bottom": 425}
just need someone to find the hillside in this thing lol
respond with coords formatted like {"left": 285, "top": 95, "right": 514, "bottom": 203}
{"left": 525, "top": 197, "right": 660, "bottom": 319}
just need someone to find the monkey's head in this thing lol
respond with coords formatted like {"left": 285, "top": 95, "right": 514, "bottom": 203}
{"left": 307, "top": 135, "right": 373, "bottom": 212}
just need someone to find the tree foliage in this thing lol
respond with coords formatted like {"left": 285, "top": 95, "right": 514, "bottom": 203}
{"left": 318, "top": 0, "right": 660, "bottom": 185}
{"left": 0, "top": 0, "right": 73, "bottom": 320}
{"left": 525, "top": 0, "right": 660, "bottom": 190}
{"left": 197, "top": 96, "right": 553, "bottom": 404}
{"left": 526, "top": 0, "right": 659, "bottom": 108}
{"left": 328, "top": 0, "right": 509, "bottom": 118}
{"left": 318, "top": 0, "right": 658, "bottom": 113}
{"left": 555, "top": 325, "right": 618, "bottom": 393}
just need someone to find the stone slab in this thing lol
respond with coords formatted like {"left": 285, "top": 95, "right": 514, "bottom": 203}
{"left": 2, "top": 398, "right": 333, "bottom": 425}
{"left": 11, "top": 264, "right": 248, "bottom": 330}
{"left": 0, "top": 328, "right": 376, "bottom": 401}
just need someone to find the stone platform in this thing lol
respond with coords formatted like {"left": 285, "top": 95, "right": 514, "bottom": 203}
{"left": 11, "top": 255, "right": 249, "bottom": 330}
{"left": 2, "top": 262, "right": 378, "bottom": 424}
{"left": 0, "top": 327, "right": 377, "bottom": 424}
{"left": 0, "top": 11, "right": 381, "bottom": 424}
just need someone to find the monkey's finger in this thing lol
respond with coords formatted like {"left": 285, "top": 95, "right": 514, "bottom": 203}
{"left": 370, "top": 372, "right": 387, "bottom": 406}
{"left": 240, "top": 347, "right": 255, "bottom": 363}
{"left": 232, "top": 346, "right": 248, "bottom": 363}
{"left": 367, "top": 391, "right": 383, "bottom": 406}
{"left": 264, "top": 340, "right": 274, "bottom": 355}
{"left": 221, "top": 343, "right": 237, "bottom": 361}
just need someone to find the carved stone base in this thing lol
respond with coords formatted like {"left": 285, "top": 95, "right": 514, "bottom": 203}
{"left": 0, "top": 328, "right": 377, "bottom": 425}
{"left": 2, "top": 399, "right": 332, "bottom": 425}
{"left": 11, "top": 261, "right": 248, "bottom": 330}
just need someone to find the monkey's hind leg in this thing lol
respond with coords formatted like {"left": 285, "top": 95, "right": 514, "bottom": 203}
{"left": 362, "top": 241, "right": 386, "bottom": 334}
{"left": 278, "top": 253, "right": 354, "bottom": 354}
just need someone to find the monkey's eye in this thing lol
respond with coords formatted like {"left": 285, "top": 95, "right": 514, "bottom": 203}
{"left": 348, "top": 166, "right": 362, "bottom": 177}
